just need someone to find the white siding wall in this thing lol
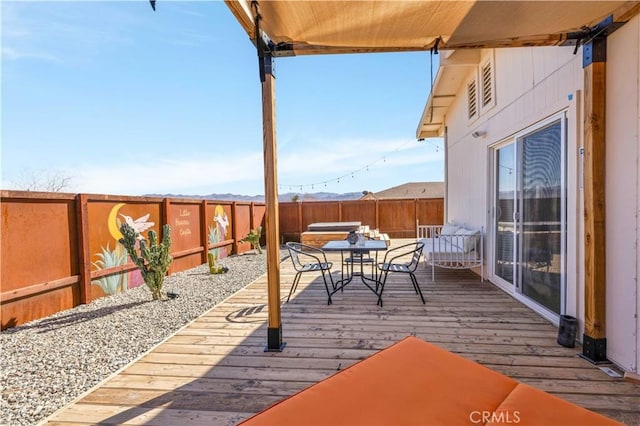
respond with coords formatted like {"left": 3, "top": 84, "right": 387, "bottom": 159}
{"left": 443, "top": 18, "right": 640, "bottom": 371}
{"left": 605, "top": 15, "right": 639, "bottom": 372}
{"left": 445, "top": 46, "right": 581, "bottom": 286}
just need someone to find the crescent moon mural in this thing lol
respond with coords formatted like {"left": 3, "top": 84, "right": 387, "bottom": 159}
{"left": 108, "top": 203, "right": 126, "bottom": 241}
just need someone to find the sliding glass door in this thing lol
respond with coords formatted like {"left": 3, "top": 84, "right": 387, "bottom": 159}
{"left": 493, "top": 117, "right": 566, "bottom": 316}
{"left": 495, "top": 144, "right": 515, "bottom": 284}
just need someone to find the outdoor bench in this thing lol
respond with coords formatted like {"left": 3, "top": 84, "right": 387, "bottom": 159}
{"left": 239, "top": 336, "right": 621, "bottom": 426}
{"left": 417, "top": 222, "right": 484, "bottom": 282}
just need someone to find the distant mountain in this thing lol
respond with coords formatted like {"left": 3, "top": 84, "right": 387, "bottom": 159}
{"left": 145, "top": 191, "right": 364, "bottom": 202}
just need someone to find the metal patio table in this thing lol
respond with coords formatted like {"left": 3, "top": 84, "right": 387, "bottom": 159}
{"left": 322, "top": 239, "right": 388, "bottom": 306}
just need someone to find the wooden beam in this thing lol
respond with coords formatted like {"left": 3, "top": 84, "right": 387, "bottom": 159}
{"left": 261, "top": 54, "right": 284, "bottom": 351}
{"left": 0, "top": 275, "right": 79, "bottom": 304}
{"left": 582, "top": 48, "right": 607, "bottom": 363}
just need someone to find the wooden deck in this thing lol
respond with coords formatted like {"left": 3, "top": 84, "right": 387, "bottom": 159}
{"left": 47, "top": 240, "right": 639, "bottom": 425}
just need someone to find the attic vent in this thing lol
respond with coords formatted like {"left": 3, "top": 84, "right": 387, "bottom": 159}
{"left": 467, "top": 80, "right": 477, "bottom": 119}
{"left": 481, "top": 61, "right": 493, "bottom": 106}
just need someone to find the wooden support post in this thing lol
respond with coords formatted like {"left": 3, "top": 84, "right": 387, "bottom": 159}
{"left": 75, "top": 194, "right": 92, "bottom": 304}
{"left": 261, "top": 51, "right": 284, "bottom": 352}
{"left": 582, "top": 37, "right": 608, "bottom": 363}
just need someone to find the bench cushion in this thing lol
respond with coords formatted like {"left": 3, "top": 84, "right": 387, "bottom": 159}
{"left": 419, "top": 238, "right": 480, "bottom": 262}
{"left": 239, "top": 337, "right": 620, "bottom": 426}
{"left": 454, "top": 227, "right": 481, "bottom": 253}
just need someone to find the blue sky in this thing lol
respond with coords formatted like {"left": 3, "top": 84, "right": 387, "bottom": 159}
{"left": 1, "top": 1, "right": 443, "bottom": 196}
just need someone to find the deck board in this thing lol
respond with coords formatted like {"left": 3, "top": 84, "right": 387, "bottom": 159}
{"left": 45, "top": 239, "right": 640, "bottom": 425}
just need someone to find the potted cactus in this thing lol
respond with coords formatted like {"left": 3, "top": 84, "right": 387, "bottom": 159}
{"left": 119, "top": 223, "right": 173, "bottom": 300}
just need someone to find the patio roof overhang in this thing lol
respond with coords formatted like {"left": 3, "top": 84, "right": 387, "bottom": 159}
{"left": 223, "top": 0, "right": 640, "bottom": 353}
{"left": 225, "top": 1, "right": 638, "bottom": 55}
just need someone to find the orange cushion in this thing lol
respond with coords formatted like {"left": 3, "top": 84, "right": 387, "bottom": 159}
{"left": 487, "top": 383, "right": 622, "bottom": 426}
{"left": 240, "top": 336, "right": 518, "bottom": 426}
{"left": 240, "top": 336, "right": 621, "bottom": 426}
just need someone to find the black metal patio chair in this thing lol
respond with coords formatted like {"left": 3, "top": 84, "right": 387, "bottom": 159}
{"left": 376, "top": 241, "right": 425, "bottom": 306}
{"left": 285, "top": 242, "right": 335, "bottom": 304}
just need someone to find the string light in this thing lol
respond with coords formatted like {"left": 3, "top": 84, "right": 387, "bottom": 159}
{"left": 280, "top": 137, "right": 444, "bottom": 192}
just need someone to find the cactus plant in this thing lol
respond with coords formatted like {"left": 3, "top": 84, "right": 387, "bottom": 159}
{"left": 207, "top": 225, "right": 229, "bottom": 274}
{"left": 119, "top": 223, "right": 173, "bottom": 300}
{"left": 240, "top": 226, "right": 263, "bottom": 254}
{"left": 207, "top": 252, "right": 229, "bottom": 274}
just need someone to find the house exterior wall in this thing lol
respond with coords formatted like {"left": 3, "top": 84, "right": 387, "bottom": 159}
{"left": 441, "top": 14, "right": 639, "bottom": 372}
{"left": 605, "top": 15, "right": 639, "bottom": 372}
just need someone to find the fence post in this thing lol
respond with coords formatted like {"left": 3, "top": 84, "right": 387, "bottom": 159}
{"left": 75, "top": 194, "right": 92, "bottom": 305}
{"left": 232, "top": 201, "right": 238, "bottom": 255}
{"left": 414, "top": 199, "right": 418, "bottom": 237}
{"left": 200, "top": 200, "right": 208, "bottom": 264}
{"left": 250, "top": 202, "right": 255, "bottom": 231}
{"left": 162, "top": 198, "right": 172, "bottom": 274}
{"left": 375, "top": 199, "right": 380, "bottom": 230}
{"left": 338, "top": 200, "right": 343, "bottom": 221}
{"left": 297, "top": 201, "right": 303, "bottom": 236}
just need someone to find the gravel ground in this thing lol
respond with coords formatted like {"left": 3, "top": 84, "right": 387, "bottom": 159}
{"left": 0, "top": 250, "right": 282, "bottom": 426}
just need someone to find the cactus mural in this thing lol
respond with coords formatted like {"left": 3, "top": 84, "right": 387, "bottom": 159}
{"left": 207, "top": 206, "right": 230, "bottom": 274}
{"left": 91, "top": 243, "right": 128, "bottom": 295}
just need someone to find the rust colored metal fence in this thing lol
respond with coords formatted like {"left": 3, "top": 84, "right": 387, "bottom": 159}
{"left": 1, "top": 192, "right": 442, "bottom": 329}
{"left": 0, "top": 191, "right": 265, "bottom": 329}
{"left": 279, "top": 198, "right": 444, "bottom": 241}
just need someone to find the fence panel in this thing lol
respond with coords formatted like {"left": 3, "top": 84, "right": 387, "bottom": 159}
{"left": 168, "top": 200, "right": 202, "bottom": 272}
{"left": 252, "top": 203, "right": 267, "bottom": 245}
{"left": 87, "top": 197, "right": 163, "bottom": 299}
{"left": 340, "top": 200, "right": 377, "bottom": 229}
{"left": 416, "top": 198, "right": 445, "bottom": 226}
{"left": 233, "top": 203, "right": 253, "bottom": 253}
{"left": 378, "top": 199, "right": 419, "bottom": 238}
{"left": 1, "top": 193, "right": 80, "bottom": 329}
{"left": 205, "top": 201, "right": 234, "bottom": 262}
{"left": 279, "top": 202, "right": 301, "bottom": 242}
{"left": 301, "top": 201, "right": 340, "bottom": 230}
